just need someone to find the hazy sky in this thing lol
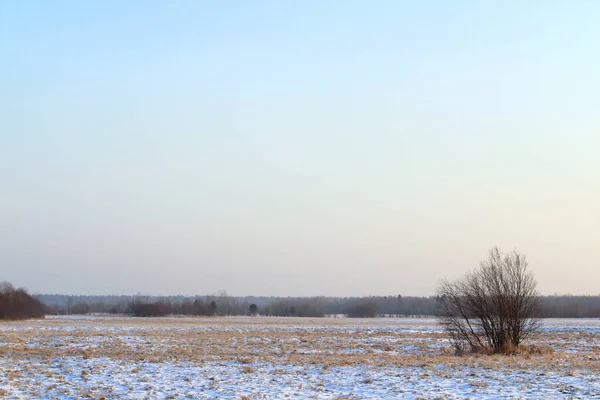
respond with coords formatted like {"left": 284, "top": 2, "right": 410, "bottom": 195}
{"left": 1, "top": 1, "right": 599, "bottom": 297}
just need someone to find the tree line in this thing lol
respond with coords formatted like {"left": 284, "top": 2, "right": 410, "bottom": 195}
{"left": 36, "top": 292, "right": 600, "bottom": 318}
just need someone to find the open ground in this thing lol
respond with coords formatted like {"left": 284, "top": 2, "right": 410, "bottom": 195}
{"left": 1, "top": 316, "right": 599, "bottom": 399}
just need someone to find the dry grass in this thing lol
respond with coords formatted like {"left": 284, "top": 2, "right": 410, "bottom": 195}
{"left": 0, "top": 316, "right": 598, "bottom": 374}
{"left": 241, "top": 366, "right": 255, "bottom": 374}
{"left": 499, "top": 343, "right": 556, "bottom": 357}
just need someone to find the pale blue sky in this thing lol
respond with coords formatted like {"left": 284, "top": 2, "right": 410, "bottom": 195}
{"left": 1, "top": 1, "right": 599, "bottom": 296}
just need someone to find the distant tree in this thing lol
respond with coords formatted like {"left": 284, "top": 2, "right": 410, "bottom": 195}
{"left": 249, "top": 304, "right": 258, "bottom": 315}
{"left": 437, "top": 247, "right": 540, "bottom": 354}
{"left": 217, "top": 291, "right": 230, "bottom": 315}
{"left": 293, "top": 301, "right": 324, "bottom": 317}
{"left": 129, "top": 298, "right": 172, "bottom": 317}
{"left": 345, "top": 301, "right": 378, "bottom": 318}
{"left": 210, "top": 300, "right": 217, "bottom": 316}
{"left": 189, "top": 299, "right": 204, "bottom": 315}
{"left": 397, "top": 295, "right": 403, "bottom": 317}
{"left": 71, "top": 303, "right": 89, "bottom": 314}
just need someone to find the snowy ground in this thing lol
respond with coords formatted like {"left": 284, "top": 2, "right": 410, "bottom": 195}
{"left": 1, "top": 316, "right": 599, "bottom": 399}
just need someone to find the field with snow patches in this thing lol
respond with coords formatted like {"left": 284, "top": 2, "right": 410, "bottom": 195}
{"left": 0, "top": 316, "right": 599, "bottom": 399}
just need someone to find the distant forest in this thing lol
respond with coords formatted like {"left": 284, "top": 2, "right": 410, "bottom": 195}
{"left": 37, "top": 293, "right": 600, "bottom": 318}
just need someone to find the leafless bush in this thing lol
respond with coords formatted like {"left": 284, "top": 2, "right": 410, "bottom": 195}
{"left": 437, "top": 247, "right": 540, "bottom": 354}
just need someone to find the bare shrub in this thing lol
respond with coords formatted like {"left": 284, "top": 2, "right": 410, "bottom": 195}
{"left": 437, "top": 247, "right": 540, "bottom": 355}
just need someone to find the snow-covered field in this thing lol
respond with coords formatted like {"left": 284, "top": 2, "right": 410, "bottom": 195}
{"left": 1, "top": 316, "right": 599, "bottom": 399}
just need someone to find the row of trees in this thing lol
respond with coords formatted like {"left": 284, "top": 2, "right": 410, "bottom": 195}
{"left": 0, "top": 282, "right": 45, "bottom": 320}
{"left": 538, "top": 296, "right": 600, "bottom": 318}
{"left": 38, "top": 292, "right": 600, "bottom": 319}
{"left": 40, "top": 294, "right": 434, "bottom": 318}
{"left": 130, "top": 298, "right": 218, "bottom": 317}
{"left": 123, "top": 297, "right": 323, "bottom": 317}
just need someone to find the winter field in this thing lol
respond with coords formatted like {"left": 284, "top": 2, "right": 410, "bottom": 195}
{"left": 0, "top": 316, "right": 599, "bottom": 399}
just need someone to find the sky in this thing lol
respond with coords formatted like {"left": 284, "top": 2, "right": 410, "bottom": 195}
{"left": 1, "top": 1, "right": 599, "bottom": 297}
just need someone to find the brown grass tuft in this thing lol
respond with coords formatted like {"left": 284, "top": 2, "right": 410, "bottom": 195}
{"left": 518, "top": 344, "right": 555, "bottom": 356}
